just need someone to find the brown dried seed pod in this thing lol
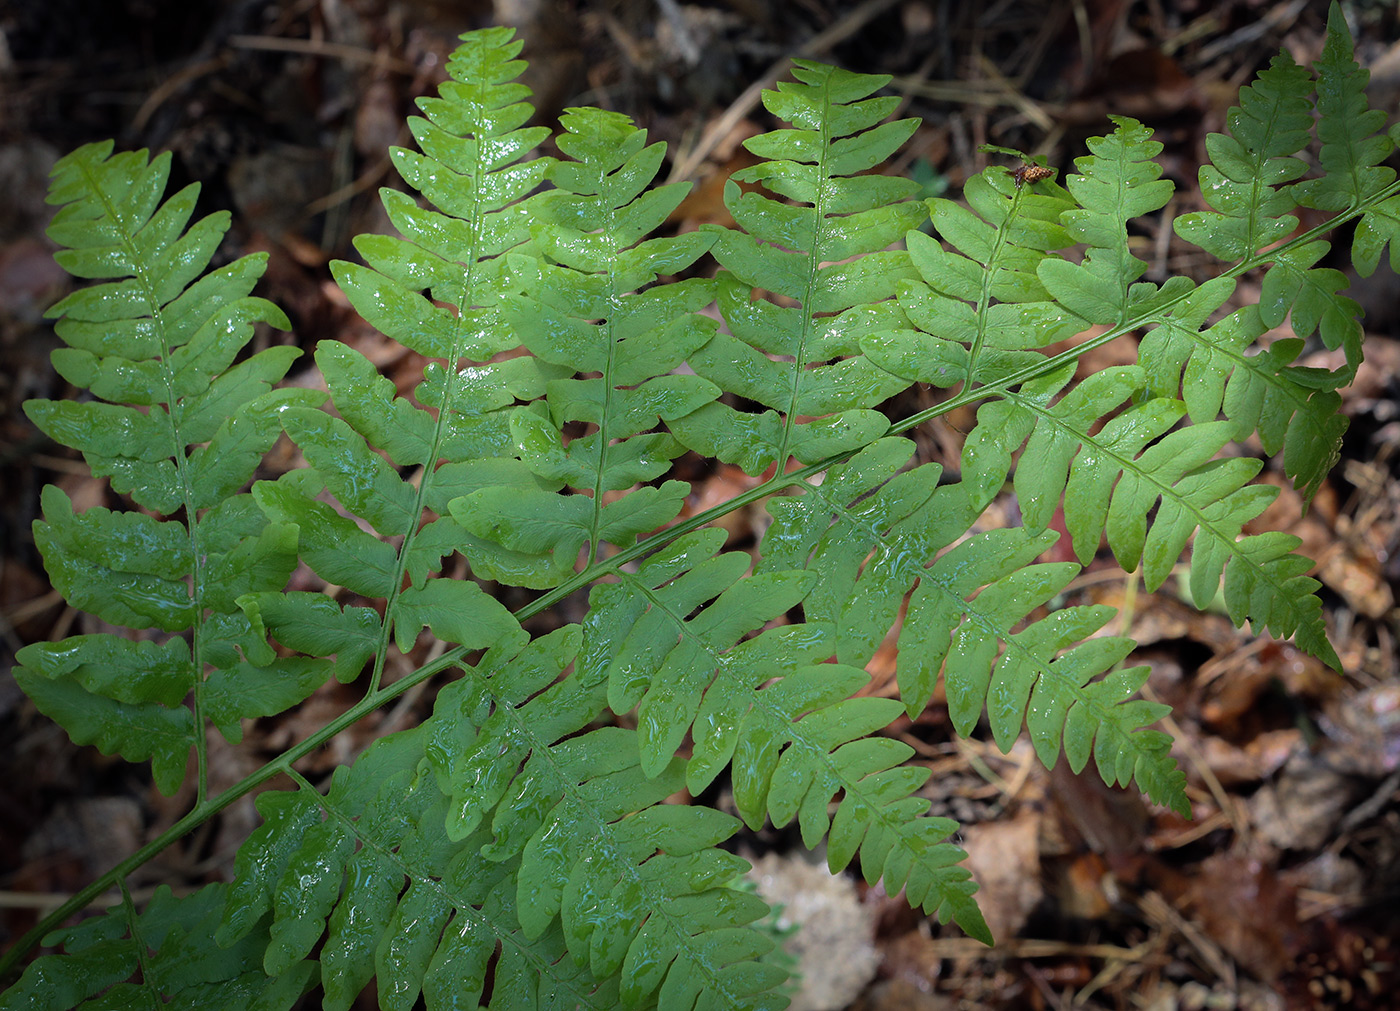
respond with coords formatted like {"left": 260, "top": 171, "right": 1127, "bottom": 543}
{"left": 1012, "top": 163, "right": 1054, "bottom": 187}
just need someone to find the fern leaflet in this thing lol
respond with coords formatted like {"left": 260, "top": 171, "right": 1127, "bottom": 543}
{"left": 669, "top": 60, "right": 924, "bottom": 473}
{"left": 18, "top": 141, "right": 320, "bottom": 799}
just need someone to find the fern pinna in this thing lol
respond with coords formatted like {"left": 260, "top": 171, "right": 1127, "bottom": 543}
{"left": 6, "top": 5, "right": 1399, "bottom": 1007}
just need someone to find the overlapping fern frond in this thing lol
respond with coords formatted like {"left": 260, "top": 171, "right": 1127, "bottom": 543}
{"left": 453, "top": 105, "right": 716, "bottom": 577}
{"left": 242, "top": 27, "right": 536, "bottom": 688}
{"left": 762, "top": 437, "right": 1188, "bottom": 814}
{"left": 424, "top": 628, "right": 785, "bottom": 1010}
{"left": 218, "top": 728, "right": 630, "bottom": 1011}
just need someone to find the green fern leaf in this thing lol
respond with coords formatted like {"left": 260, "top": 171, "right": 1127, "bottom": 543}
{"left": 452, "top": 106, "right": 716, "bottom": 572}
{"left": 18, "top": 140, "right": 319, "bottom": 794}
{"left": 760, "top": 439, "right": 976, "bottom": 663}
{"left": 670, "top": 60, "right": 924, "bottom": 473}
{"left": 211, "top": 727, "right": 625, "bottom": 1011}
{"left": 1172, "top": 53, "right": 1312, "bottom": 261}
{"left": 321, "top": 25, "right": 570, "bottom": 602}
{"left": 689, "top": 639, "right": 992, "bottom": 942}
{"left": 585, "top": 528, "right": 817, "bottom": 774}
{"left": 262, "top": 26, "right": 540, "bottom": 678}
{"left": 1037, "top": 116, "right": 1175, "bottom": 325}
{"left": 1205, "top": 2, "right": 1398, "bottom": 374}
{"left": 12, "top": 14, "right": 1397, "bottom": 1005}
{"left": 1352, "top": 193, "right": 1400, "bottom": 277}
{"left": 1138, "top": 280, "right": 1348, "bottom": 501}
{"left": 580, "top": 522, "right": 990, "bottom": 941}
{"left": 863, "top": 166, "right": 1082, "bottom": 388}
{"left": 758, "top": 438, "right": 1188, "bottom": 813}
{"left": 964, "top": 364, "right": 1339, "bottom": 670}
{"left": 1293, "top": 2, "right": 1395, "bottom": 214}
{"left": 0, "top": 883, "right": 313, "bottom": 1011}
{"left": 425, "top": 627, "right": 783, "bottom": 1009}
{"left": 1258, "top": 240, "right": 1363, "bottom": 370}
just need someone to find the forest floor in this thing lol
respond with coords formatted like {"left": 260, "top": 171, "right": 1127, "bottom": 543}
{"left": 1, "top": 1, "right": 1399, "bottom": 1009}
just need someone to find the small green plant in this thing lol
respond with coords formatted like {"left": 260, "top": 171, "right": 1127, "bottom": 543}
{"left": 5, "top": 5, "right": 1398, "bottom": 1007}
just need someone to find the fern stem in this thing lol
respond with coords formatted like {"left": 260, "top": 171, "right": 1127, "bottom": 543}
{"left": 774, "top": 87, "right": 834, "bottom": 471}
{"left": 75, "top": 156, "right": 215, "bottom": 806}
{"left": 964, "top": 184, "right": 1028, "bottom": 383}
{"left": 0, "top": 651, "right": 449, "bottom": 981}
{"left": 587, "top": 204, "right": 624, "bottom": 569}
{"left": 1117, "top": 567, "right": 1140, "bottom": 646}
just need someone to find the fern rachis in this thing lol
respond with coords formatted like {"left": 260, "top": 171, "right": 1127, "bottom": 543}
{"left": 6, "top": 5, "right": 1399, "bottom": 1007}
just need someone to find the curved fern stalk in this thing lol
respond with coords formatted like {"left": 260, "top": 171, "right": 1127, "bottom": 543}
{"left": 453, "top": 106, "right": 718, "bottom": 576}
{"left": 760, "top": 438, "right": 1189, "bottom": 815}
{"left": 861, "top": 157, "right": 1085, "bottom": 391}
{"left": 426, "top": 627, "right": 785, "bottom": 1011}
{"left": 669, "top": 60, "right": 926, "bottom": 475}
{"left": 19, "top": 141, "right": 321, "bottom": 802}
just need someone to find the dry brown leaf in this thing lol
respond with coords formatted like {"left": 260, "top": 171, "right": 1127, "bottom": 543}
{"left": 1177, "top": 852, "right": 1299, "bottom": 983}
{"left": 960, "top": 813, "right": 1043, "bottom": 942}
{"left": 1251, "top": 751, "right": 1359, "bottom": 851}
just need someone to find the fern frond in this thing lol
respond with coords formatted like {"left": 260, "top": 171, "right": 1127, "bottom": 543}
{"left": 759, "top": 438, "right": 1189, "bottom": 814}
{"left": 1293, "top": 3, "right": 1396, "bottom": 215}
{"left": 18, "top": 141, "right": 318, "bottom": 794}
{"left": 691, "top": 640, "right": 991, "bottom": 942}
{"left": 572, "top": 522, "right": 987, "bottom": 940}
{"left": 1037, "top": 116, "right": 1177, "bottom": 325}
{"left": 13, "top": 12, "right": 1397, "bottom": 1004}
{"left": 324, "top": 25, "right": 570, "bottom": 597}
{"left": 1177, "top": 5, "right": 1393, "bottom": 374}
{"left": 964, "top": 364, "right": 1339, "bottom": 670}
{"left": 453, "top": 106, "right": 716, "bottom": 572}
{"left": 759, "top": 438, "right": 977, "bottom": 664}
{"left": 208, "top": 727, "right": 625, "bottom": 1011}
{"left": 1173, "top": 53, "right": 1313, "bottom": 262}
{"left": 863, "top": 165, "right": 1082, "bottom": 389}
{"left": 1258, "top": 241, "right": 1363, "bottom": 374}
{"left": 425, "top": 628, "right": 782, "bottom": 1010}
{"left": 1137, "top": 278, "right": 1348, "bottom": 501}
{"left": 0, "top": 882, "right": 314, "bottom": 1011}
{"left": 670, "top": 60, "right": 925, "bottom": 474}
{"left": 256, "top": 25, "right": 539, "bottom": 688}
{"left": 584, "top": 528, "right": 816, "bottom": 773}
